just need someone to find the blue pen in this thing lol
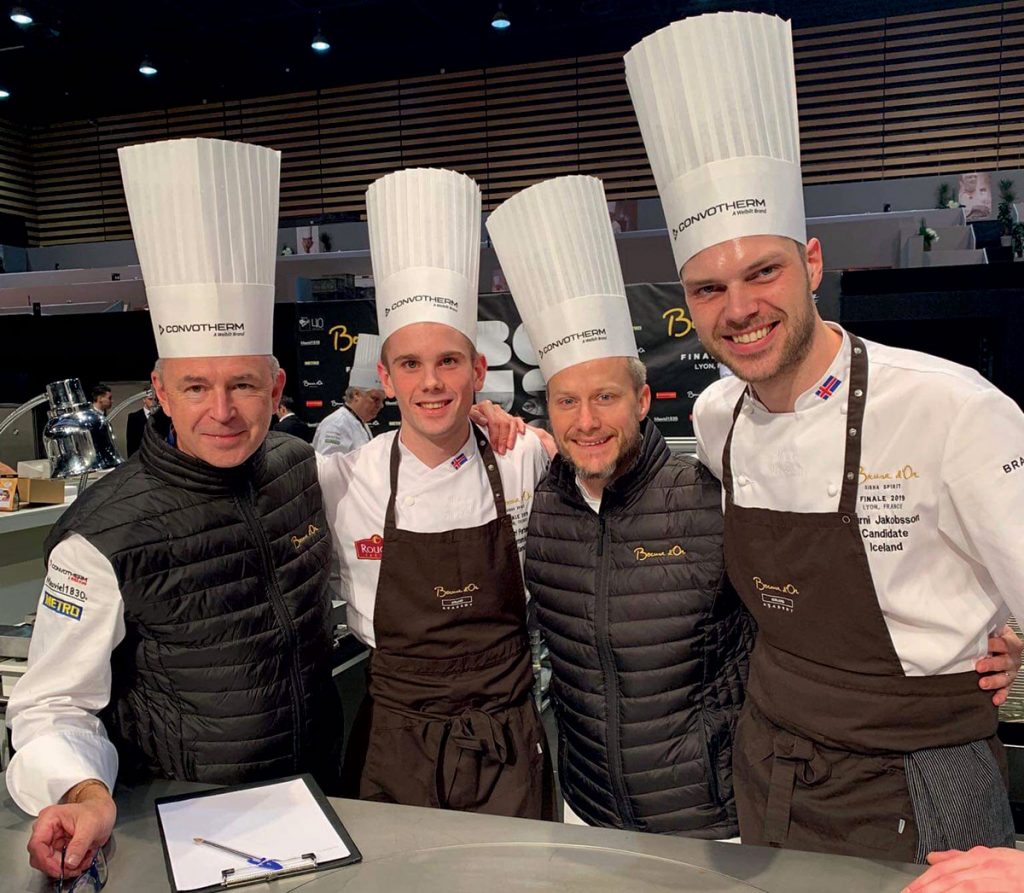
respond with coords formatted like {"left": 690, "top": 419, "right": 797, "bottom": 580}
{"left": 193, "top": 837, "right": 283, "bottom": 871}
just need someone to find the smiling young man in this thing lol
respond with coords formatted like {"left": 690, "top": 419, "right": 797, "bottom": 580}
{"left": 6, "top": 139, "right": 338, "bottom": 879}
{"left": 317, "top": 168, "right": 555, "bottom": 818}
{"left": 627, "top": 11, "right": 1024, "bottom": 862}
{"left": 489, "top": 174, "right": 752, "bottom": 837}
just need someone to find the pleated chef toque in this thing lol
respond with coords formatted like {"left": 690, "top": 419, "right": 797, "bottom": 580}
{"left": 486, "top": 175, "right": 637, "bottom": 382}
{"left": 367, "top": 168, "right": 481, "bottom": 344}
{"left": 624, "top": 12, "right": 804, "bottom": 274}
{"left": 118, "top": 138, "right": 280, "bottom": 358}
{"left": 348, "top": 333, "right": 383, "bottom": 390}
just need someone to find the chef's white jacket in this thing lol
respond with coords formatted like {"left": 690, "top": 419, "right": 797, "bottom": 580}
{"left": 312, "top": 404, "right": 372, "bottom": 457}
{"left": 694, "top": 324, "right": 1024, "bottom": 677}
{"left": 318, "top": 425, "right": 550, "bottom": 648}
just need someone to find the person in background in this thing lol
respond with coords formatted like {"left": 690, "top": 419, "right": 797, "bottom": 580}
{"left": 627, "top": 9, "right": 1024, "bottom": 863}
{"left": 313, "top": 332, "right": 386, "bottom": 457}
{"left": 272, "top": 395, "right": 311, "bottom": 442}
{"left": 124, "top": 389, "right": 156, "bottom": 457}
{"left": 89, "top": 384, "right": 112, "bottom": 416}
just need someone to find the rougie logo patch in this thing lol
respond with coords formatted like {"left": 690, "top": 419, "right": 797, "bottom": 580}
{"left": 355, "top": 534, "right": 384, "bottom": 560}
{"left": 43, "top": 592, "right": 84, "bottom": 621}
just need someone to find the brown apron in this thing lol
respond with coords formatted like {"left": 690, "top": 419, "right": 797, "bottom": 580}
{"left": 345, "top": 425, "right": 553, "bottom": 818}
{"left": 722, "top": 334, "right": 1000, "bottom": 861}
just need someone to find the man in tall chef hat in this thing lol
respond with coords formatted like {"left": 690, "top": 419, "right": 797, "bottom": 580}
{"left": 317, "top": 167, "right": 556, "bottom": 818}
{"left": 489, "top": 174, "right": 753, "bottom": 836}
{"left": 626, "top": 10, "right": 1024, "bottom": 862}
{"left": 6, "top": 138, "right": 340, "bottom": 878}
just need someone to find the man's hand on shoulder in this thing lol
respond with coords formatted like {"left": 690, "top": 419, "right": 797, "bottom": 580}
{"left": 976, "top": 623, "right": 1022, "bottom": 706}
{"left": 903, "top": 846, "right": 1024, "bottom": 893}
{"left": 27, "top": 779, "right": 115, "bottom": 879}
{"left": 469, "top": 400, "right": 526, "bottom": 455}
{"left": 525, "top": 424, "right": 557, "bottom": 459}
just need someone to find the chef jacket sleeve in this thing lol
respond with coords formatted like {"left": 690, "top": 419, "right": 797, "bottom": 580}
{"left": 691, "top": 393, "right": 719, "bottom": 479}
{"left": 5, "top": 533, "right": 125, "bottom": 815}
{"left": 938, "top": 386, "right": 1024, "bottom": 622}
{"left": 313, "top": 414, "right": 358, "bottom": 457}
{"left": 315, "top": 451, "right": 350, "bottom": 602}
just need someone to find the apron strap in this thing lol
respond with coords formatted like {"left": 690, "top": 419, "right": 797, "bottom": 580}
{"left": 763, "top": 730, "right": 832, "bottom": 847}
{"left": 384, "top": 423, "right": 511, "bottom": 531}
{"left": 434, "top": 707, "right": 512, "bottom": 809}
{"left": 720, "top": 332, "right": 870, "bottom": 516}
{"left": 839, "top": 335, "right": 869, "bottom": 516}
{"left": 721, "top": 389, "right": 747, "bottom": 508}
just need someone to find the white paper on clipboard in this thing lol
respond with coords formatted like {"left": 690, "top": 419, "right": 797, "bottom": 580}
{"left": 156, "top": 778, "right": 352, "bottom": 891}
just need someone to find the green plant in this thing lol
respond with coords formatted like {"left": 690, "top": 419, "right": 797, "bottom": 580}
{"left": 918, "top": 218, "right": 939, "bottom": 251}
{"left": 1012, "top": 222, "right": 1024, "bottom": 258}
{"left": 997, "top": 179, "right": 1016, "bottom": 235}
{"left": 936, "top": 182, "right": 954, "bottom": 209}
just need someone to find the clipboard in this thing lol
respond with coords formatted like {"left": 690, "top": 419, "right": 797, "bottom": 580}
{"left": 154, "top": 774, "right": 362, "bottom": 892}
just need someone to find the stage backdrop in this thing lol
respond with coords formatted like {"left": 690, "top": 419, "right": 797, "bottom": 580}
{"left": 293, "top": 284, "right": 719, "bottom": 439}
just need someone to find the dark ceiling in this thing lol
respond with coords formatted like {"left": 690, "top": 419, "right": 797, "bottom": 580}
{"left": 0, "top": 0, "right": 986, "bottom": 124}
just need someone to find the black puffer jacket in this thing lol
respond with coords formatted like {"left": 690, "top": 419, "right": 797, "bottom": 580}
{"left": 45, "top": 413, "right": 339, "bottom": 788}
{"left": 525, "top": 419, "right": 753, "bottom": 836}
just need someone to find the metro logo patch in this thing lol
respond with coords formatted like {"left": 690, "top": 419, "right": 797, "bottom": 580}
{"left": 355, "top": 534, "right": 384, "bottom": 560}
{"left": 43, "top": 592, "right": 83, "bottom": 621}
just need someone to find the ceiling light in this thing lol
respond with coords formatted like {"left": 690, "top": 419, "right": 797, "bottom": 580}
{"left": 0, "top": 89, "right": 10, "bottom": 99}
{"left": 491, "top": 3, "right": 510, "bottom": 29}
{"left": 311, "top": 31, "right": 330, "bottom": 52}
{"left": 9, "top": 7, "right": 31, "bottom": 25}
{"left": 139, "top": 59, "right": 157, "bottom": 76}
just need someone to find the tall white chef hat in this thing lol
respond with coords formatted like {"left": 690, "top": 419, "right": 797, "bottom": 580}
{"left": 348, "top": 333, "right": 383, "bottom": 390}
{"left": 487, "top": 175, "right": 637, "bottom": 382}
{"left": 118, "top": 138, "right": 280, "bottom": 358}
{"left": 625, "top": 12, "right": 804, "bottom": 274}
{"left": 367, "top": 167, "right": 481, "bottom": 345}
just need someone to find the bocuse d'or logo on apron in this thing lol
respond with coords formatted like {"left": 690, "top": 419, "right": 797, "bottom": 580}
{"left": 752, "top": 575, "right": 800, "bottom": 613}
{"left": 433, "top": 582, "right": 479, "bottom": 611}
{"left": 355, "top": 534, "right": 384, "bottom": 560}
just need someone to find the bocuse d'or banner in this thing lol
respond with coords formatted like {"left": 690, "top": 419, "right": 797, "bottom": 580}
{"left": 293, "top": 284, "right": 719, "bottom": 439}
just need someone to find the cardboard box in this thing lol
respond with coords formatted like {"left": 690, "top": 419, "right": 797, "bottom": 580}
{"left": 16, "top": 477, "right": 65, "bottom": 506}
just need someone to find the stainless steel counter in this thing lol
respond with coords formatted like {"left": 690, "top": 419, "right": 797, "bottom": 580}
{"left": 0, "top": 778, "right": 924, "bottom": 892}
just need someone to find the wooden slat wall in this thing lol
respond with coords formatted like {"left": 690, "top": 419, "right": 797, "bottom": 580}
{"left": 0, "top": 117, "right": 34, "bottom": 223}
{"left": 13, "top": 0, "right": 1024, "bottom": 245}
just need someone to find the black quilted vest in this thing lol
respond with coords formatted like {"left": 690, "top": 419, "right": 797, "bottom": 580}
{"left": 525, "top": 419, "right": 754, "bottom": 837}
{"left": 45, "top": 413, "right": 338, "bottom": 788}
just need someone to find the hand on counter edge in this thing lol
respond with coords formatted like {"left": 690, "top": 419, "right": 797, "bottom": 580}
{"left": 902, "top": 846, "right": 1024, "bottom": 892}
{"left": 977, "top": 623, "right": 1023, "bottom": 706}
{"left": 469, "top": 400, "right": 526, "bottom": 455}
{"left": 27, "top": 778, "right": 116, "bottom": 878}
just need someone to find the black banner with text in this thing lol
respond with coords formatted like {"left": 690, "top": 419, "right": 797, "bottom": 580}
{"left": 292, "top": 284, "right": 720, "bottom": 439}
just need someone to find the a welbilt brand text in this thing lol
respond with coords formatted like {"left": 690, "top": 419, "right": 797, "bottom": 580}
{"left": 539, "top": 328, "right": 607, "bottom": 357}
{"left": 384, "top": 295, "right": 458, "bottom": 317}
{"left": 671, "top": 198, "right": 767, "bottom": 240}
{"left": 159, "top": 322, "right": 245, "bottom": 337}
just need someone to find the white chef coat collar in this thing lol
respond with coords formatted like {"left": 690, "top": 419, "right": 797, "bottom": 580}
{"left": 396, "top": 423, "right": 479, "bottom": 475}
{"left": 741, "top": 323, "right": 850, "bottom": 415}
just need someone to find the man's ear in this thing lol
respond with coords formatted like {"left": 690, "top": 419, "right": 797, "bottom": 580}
{"left": 378, "top": 360, "right": 397, "bottom": 399}
{"left": 472, "top": 352, "right": 488, "bottom": 393}
{"left": 805, "top": 237, "right": 824, "bottom": 291}
{"left": 151, "top": 370, "right": 171, "bottom": 418}
{"left": 637, "top": 384, "right": 651, "bottom": 421}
